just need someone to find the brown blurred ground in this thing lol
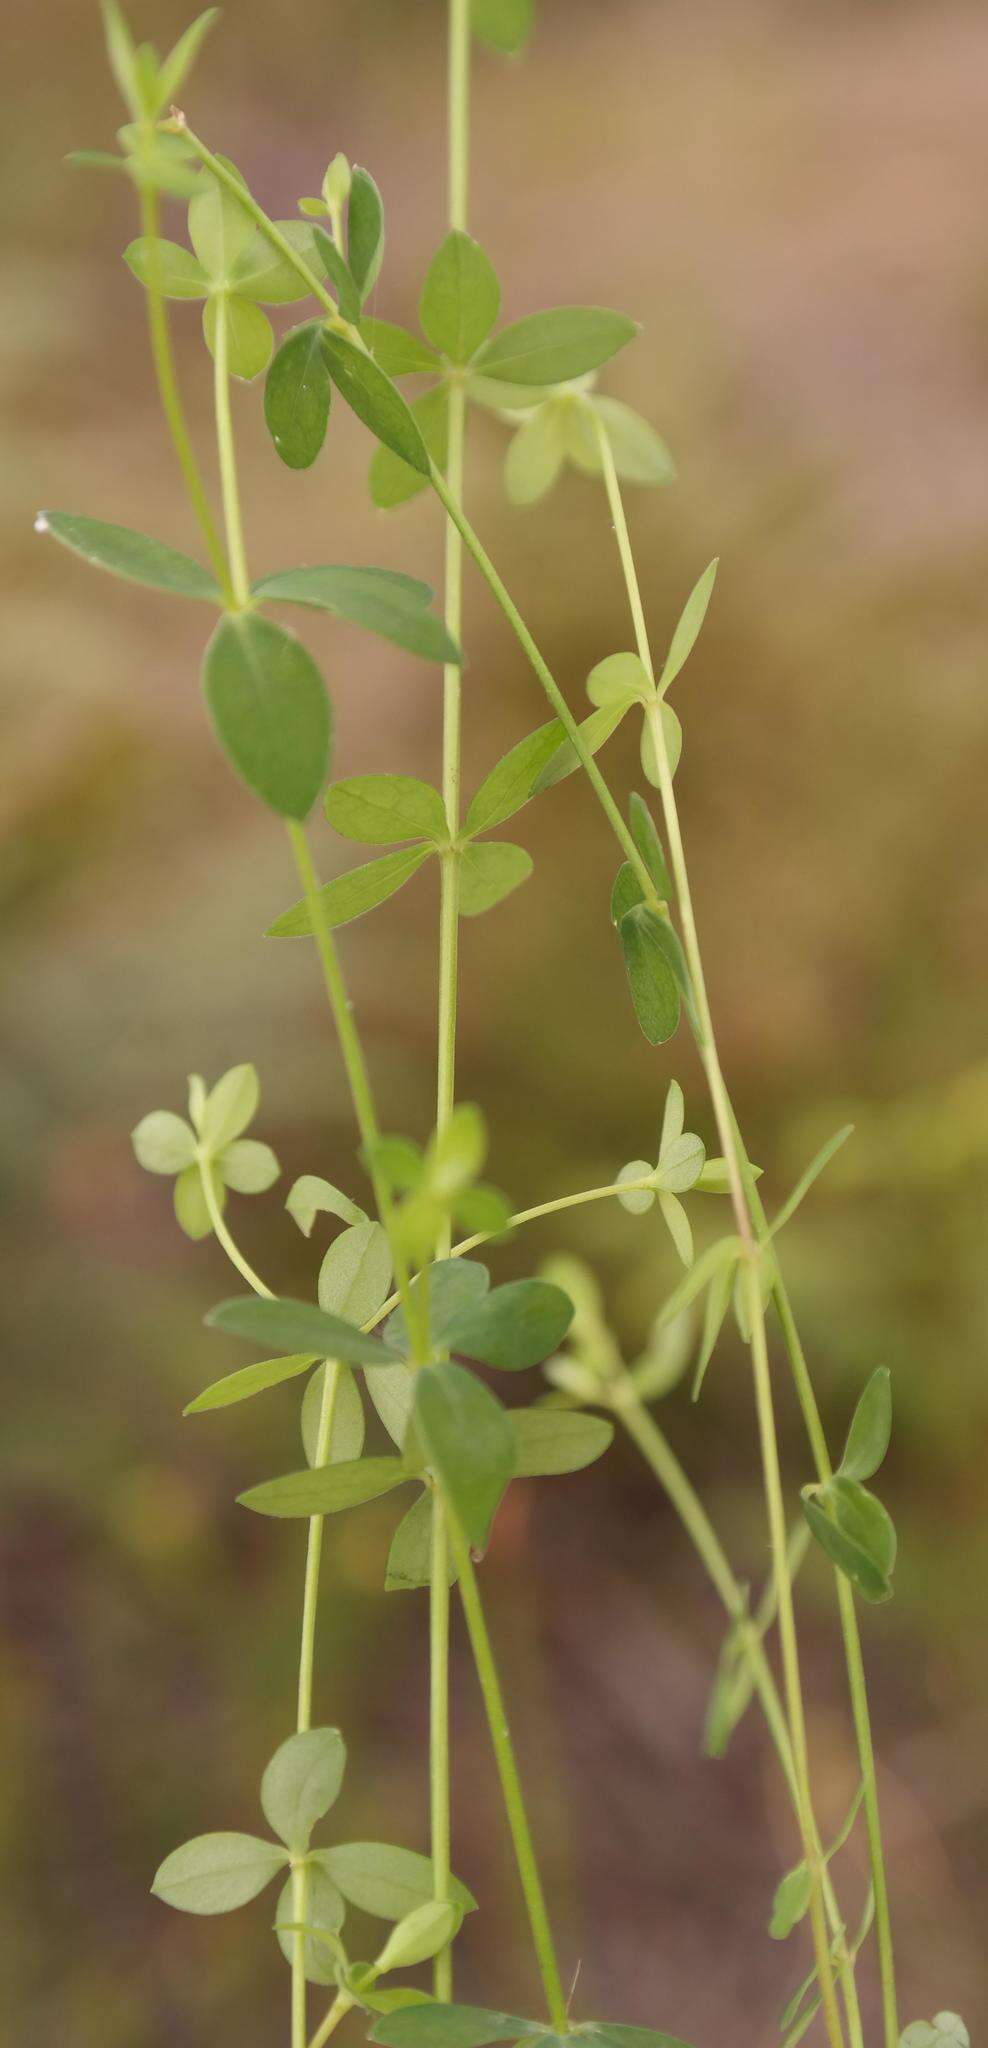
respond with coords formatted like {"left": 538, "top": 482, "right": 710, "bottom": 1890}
{"left": 2, "top": 1, "right": 987, "bottom": 2043}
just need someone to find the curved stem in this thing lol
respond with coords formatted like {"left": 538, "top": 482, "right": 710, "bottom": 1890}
{"left": 199, "top": 1163, "right": 274, "bottom": 1297}
{"left": 446, "top": 1510, "right": 568, "bottom": 2031}
{"left": 307, "top": 1990, "right": 354, "bottom": 2048}
{"left": 137, "top": 178, "right": 232, "bottom": 600}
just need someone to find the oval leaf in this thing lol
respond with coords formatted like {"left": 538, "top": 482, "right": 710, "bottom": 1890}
{"left": 202, "top": 613, "right": 331, "bottom": 819}
{"left": 152, "top": 1831, "right": 287, "bottom": 1915}
{"left": 322, "top": 1841, "right": 476, "bottom": 1921}
{"left": 254, "top": 564, "right": 460, "bottom": 665}
{"left": 420, "top": 230, "right": 501, "bottom": 363}
{"left": 444, "top": 1278, "right": 574, "bottom": 1370}
{"left": 841, "top": 1367, "right": 892, "bottom": 1483}
{"left": 325, "top": 774, "right": 448, "bottom": 846}
{"left": 239, "top": 1455, "right": 411, "bottom": 1519}
{"left": 413, "top": 1361, "right": 513, "bottom": 1551}
{"left": 321, "top": 330, "right": 429, "bottom": 471}
{"left": 264, "top": 322, "right": 333, "bottom": 470}
{"left": 261, "top": 1727, "right": 346, "bottom": 1849}
{"left": 510, "top": 1408, "right": 614, "bottom": 1477}
{"left": 475, "top": 306, "right": 638, "bottom": 386}
{"left": 36, "top": 510, "right": 220, "bottom": 602}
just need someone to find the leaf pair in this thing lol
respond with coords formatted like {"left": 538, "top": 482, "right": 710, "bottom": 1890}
{"left": 616, "top": 1080, "right": 706, "bottom": 1267}
{"left": 265, "top": 165, "right": 385, "bottom": 468}
{"left": 132, "top": 1063, "right": 278, "bottom": 1240}
{"left": 801, "top": 1368, "right": 896, "bottom": 1602}
{"left": 152, "top": 1725, "right": 346, "bottom": 1914}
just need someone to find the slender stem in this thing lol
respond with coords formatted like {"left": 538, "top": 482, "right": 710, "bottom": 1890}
{"left": 445, "top": 1510, "right": 568, "bottom": 2032}
{"left": 199, "top": 1163, "right": 273, "bottom": 1296}
{"left": 429, "top": 1488, "right": 453, "bottom": 1998}
{"left": 211, "top": 296, "right": 251, "bottom": 609}
{"left": 448, "top": 0, "right": 470, "bottom": 234}
{"left": 307, "top": 1991, "right": 354, "bottom": 2048}
{"left": 614, "top": 1381, "right": 864, "bottom": 2048}
{"left": 297, "top": 1363, "right": 343, "bottom": 1731}
{"left": 137, "top": 179, "right": 233, "bottom": 600}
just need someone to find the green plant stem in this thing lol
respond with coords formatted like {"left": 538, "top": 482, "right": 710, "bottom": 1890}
{"left": 199, "top": 1164, "right": 274, "bottom": 1296}
{"left": 613, "top": 1380, "right": 863, "bottom": 2047}
{"left": 445, "top": 1510, "right": 568, "bottom": 2033}
{"left": 307, "top": 1990, "right": 354, "bottom": 2048}
{"left": 137, "top": 179, "right": 233, "bottom": 600}
{"left": 593, "top": 422, "right": 844, "bottom": 2048}
{"left": 211, "top": 296, "right": 251, "bottom": 609}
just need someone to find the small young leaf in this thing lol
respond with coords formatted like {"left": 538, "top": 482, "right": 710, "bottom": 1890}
{"left": 769, "top": 1124, "right": 855, "bottom": 1238}
{"left": 274, "top": 1863, "right": 344, "bottom": 1984}
{"left": 261, "top": 1727, "right": 346, "bottom": 1850}
{"left": 318, "top": 1220, "right": 393, "bottom": 1328}
{"left": 414, "top": 1362, "right": 513, "bottom": 1550}
{"left": 36, "top": 510, "right": 220, "bottom": 603}
{"left": 156, "top": 8, "right": 221, "bottom": 105}
{"left": 372, "top": 2008, "right": 530, "bottom": 2048}
{"left": 255, "top": 564, "right": 461, "bottom": 665}
{"left": 206, "top": 1296, "right": 401, "bottom": 1368}
{"left": 840, "top": 1368, "right": 892, "bottom": 1483}
{"left": 301, "top": 1360, "right": 366, "bottom": 1468}
{"left": 203, "top": 293, "right": 274, "bottom": 382}
{"left": 471, "top": 0, "right": 534, "bottom": 53}
{"left": 691, "top": 1257, "right": 734, "bottom": 1401}
{"left": 124, "top": 236, "right": 210, "bottom": 297}
{"left": 239, "top": 1455, "right": 411, "bottom": 1519}
{"left": 132, "top": 1109, "right": 197, "bottom": 1174}
{"left": 444, "top": 1278, "right": 574, "bottom": 1370}
{"left": 286, "top": 1176, "right": 368, "bottom": 1236}
{"left": 504, "top": 404, "right": 568, "bottom": 507}
{"left": 617, "top": 905, "right": 681, "bottom": 1045}
{"left": 658, "top": 560, "right": 719, "bottom": 694}
{"left": 203, "top": 614, "right": 331, "bottom": 819}
{"left": 322, "top": 1842, "right": 476, "bottom": 1922}
{"left": 369, "top": 385, "right": 449, "bottom": 508}
{"left": 801, "top": 1482, "right": 894, "bottom": 1604}
{"left": 348, "top": 166, "right": 385, "bottom": 301}
{"left": 385, "top": 1490, "right": 458, "bottom": 1593}
{"left": 200, "top": 1063, "right": 259, "bottom": 1152}
{"left": 322, "top": 331, "right": 429, "bottom": 470}
{"left": 420, "top": 231, "right": 501, "bottom": 363}
{"left": 769, "top": 1862, "right": 812, "bottom": 1940}
{"left": 375, "top": 1899, "right": 462, "bottom": 1975}
{"left": 475, "top": 307, "right": 638, "bottom": 386}
{"left": 658, "top": 1190, "right": 693, "bottom": 1266}
{"left": 586, "top": 651, "right": 651, "bottom": 711}
{"left": 152, "top": 1832, "right": 288, "bottom": 1915}
{"left": 268, "top": 846, "right": 433, "bottom": 937}
{"left": 264, "top": 322, "right": 333, "bottom": 470}
{"left": 221, "top": 1139, "right": 280, "bottom": 1193}
{"left": 458, "top": 841, "right": 533, "bottom": 916}
{"left": 510, "top": 1408, "right": 614, "bottom": 1477}
{"left": 185, "top": 1351, "right": 319, "bottom": 1416}
{"left": 656, "top": 1235, "right": 745, "bottom": 1329}
{"left": 310, "top": 227, "right": 362, "bottom": 322}
{"left": 325, "top": 775, "right": 448, "bottom": 846}
{"left": 361, "top": 318, "right": 441, "bottom": 376}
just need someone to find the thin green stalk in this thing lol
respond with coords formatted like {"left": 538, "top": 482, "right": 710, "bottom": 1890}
{"left": 211, "top": 295, "right": 251, "bottom": 609}
{"left": 445, "top": 1509, "right": 568, "bottom": 2033}
{"left": 137, "top": 178, "right": 232, "bottom": 600}
{"left": 429, "top": 1488, "right": 453, "bottom": 1997}
{"left": 307, "top": 1990, "right": 354, "bottom": 2048}
{"left": 199, "top": 1163, "right": 274, "bottom": 1297}
{"left": 614, "top": 1381, "right": 864, "bottom": 2048}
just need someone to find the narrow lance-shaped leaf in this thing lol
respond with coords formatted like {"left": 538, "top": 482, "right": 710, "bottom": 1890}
{"left": 361, "top": 318, "right": 441, "bottom": 376}
{"left": 267, "top": 845, "right": 433, "bottom": 938}
{"left": 202, "top": 613, "right": 331, "bottom": 819}
{"left": 475, "top": 307, "right": 638, "bottom": 385}
{"left": 769, "top": 1124, "right": 855, "bottom": 1238}
{"left": 348, "top": 166, "right": 385, "bottom": 301}
{"left": 185, "top": 1351, "right": 319, "bottom": 1416}
{"left": 372, "top": 2005, "right": 532, "bottom": 2048}
{"left": 254, "top": 564, "right": 461, "bottom": 665}
{"left": 35, "top": 510, "right": 221, "bottom": 602}
{"left": 239, "top": 1455, "right": 411, "bottom": 1520}
{"left": 840, "top": 1367, "right": 892, "bottom": 1482}
{"left": 658, "top": 560, "right": 719, "bottom": 694}
{"left": 206, "top": 1295, "right": 401, "bottom": 1367}
{"left": 322, "top": 330, "right": 430, "bottom": 470}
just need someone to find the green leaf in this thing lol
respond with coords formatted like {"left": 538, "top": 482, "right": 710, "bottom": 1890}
{"left": 801, "top": 1480, "right": 895, "bottom": 1604}
{"left": 841, "top": 1368, "right": 892, "bottom": 1483}
{"left": 588, "top": 396, "right": 676, "bottom": 487}
{"left": 769, "top": 1124, "right": 855, "bottom": 1238}
{"left": 617, "top": 905, "right": 682, "bottom": 1045}
{"left": 640, "top": 702, "right": 683, "bottom": 784}
{"left": 471, "top": 0, "right": 534, "bottom": 53}
{"left": 348, "top": 166, "right": 385, "bottom": 301}
{"left": 655, "top": 1133, "right": 705, "bottom": 1196}
{"left": 366, "top": 1360, "right": 417, "bottom": 1451}
{"left": 586, "top": 651, "right": 651, "bottom": 711}
{"left": 656, "top": 1235, "right": 745, "bottom": 1330}
{"left": 465, "top": 723, "right": 565, "bottom": 835}
{"left": 458, "top": 841, "right": 532, "bottom": 916}
{"left": 254, "top": 564, "right": 461, "bottom": 666}
{"left": 414, "top": 1362, "right": 513, "bottom": 1550}
{"left": 325, "top": 775, "right": 448, "bottom": 846}
{"left": 310, "top": 227, "right": 362, "bottom": 323}
{"left": 185, "top": 1351, "right": 319, "bottom": 1416}
{"left": 660, "top": 1079, "right": 685, "bottom": 1151}
{"left": 658, "top": 560, "right": 718, "bottom": 694}
{"left": 225, "top": 221, "right": 325, "bottom": 304}
{"left": 274, "top": 1863, "right": 344, "bottom": 1984}
{"left": 577, "top": 2025, "right": 695, "bottom": 2048}
{"left": 453, "top": 1184, "right": 512, "bottom": 1236}
{"left": 475, "top": 307, "right": 638, "bottom": 386}
{"left": 769, "top": 1862, "right": 812, "bottom": 1939}
{"left": 370, "top": 384, "right": 448, "bottom": 509}
{"left": 200, "top": 1062, "right": 259, "bottom": 1152}
{"left": 239, "top": 1455, "right": 411, "bottom": 1519}
{"left": 173, "top": 1161, "right": 222, "bottom": 1240}
{"left": 286, "top": 1177, "right": 368, "bottom": 1236}
{"left": 691, "top": 1257, "right": 734, "bottom": 1401}
{"left": 202, "top": 613, "right": 331, "bottom": 819}
{"left": 444, "top": 1278, "right": 573, "bottom": 1371}
{"left": 301, "top": 1360, "right": 366, "bottom": 1468}
{"left": 156, "top": 8, "right": 221, "bottom": 105}
{"left": 531, "top": 701, "right": 628, "bottom": 794}
{"left": 616, "top": 1160, "right": 654, "bottom": 1216}
{"left": 268, "top": 846, "right": 433, "bottom": 937}
{"left": 385, "top": 1490, "right": 459, "bottom": 1593}
{"left": 420, "top": 231, "right": 500, "bottom": 363}
{"left": 361, "top": 318, "right": 441, "bottom": 377}
{"left": 372, "top": 2007, "right": 530, "bottom": 2048}
{"left": 206, "top": 1296, "right": 401, "bottom": 1368}
{"left": 203, "top": 293, "right": 274, "bottom": 381}
{"left": 101, "top": 0, "right": 142, "bottom": 116}
{"left": 221, "top": 1139, "right": 280, "bottom": 1193}
{"left": 264, "top": 322, "right": 333, "bottom": 471}
{"left": 375, "top": 1900, "right": 462, "bottom": 1975}
{"left": 152, "top": 1832, "right": 288, "bottom": 1915}
{"left": 261, "top": 1727, "right": 346, "bottom": 1850}
{"left": 124, "top": 236, "right": 210, "bottom": 297}
{"left": 36, "top": 510, "right": 220, "bottom": 603}
{"left": 319, "top": 1220, "right": 393, "bottom": 1327}
{"left": 504, "top": 405, "right": 567, "bottom": 507}
{"left": 659, "top": 1191, "right": 693, "bottom": 1267}
{"left": 384, "top": 1259, "right": 490, "bottom": 1357}
{"left": 323, "top": 1842, "right": 476, "bottom": 1922}
{"left": 628, "top": 793, "right": 671, "bottom": 897}
{"left": 510, "top": 1408, "right": 613, "bottom": 1476}
{"left": 322, "top": 331, "right": 429, "bottom": 470}
{"left": 188, "top": 158, "right": 254, "bottom": 280}
{"left": 132, "top": 1109, "right": 197, "bottom": 1174}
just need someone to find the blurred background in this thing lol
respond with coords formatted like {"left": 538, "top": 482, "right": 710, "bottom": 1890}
{"left": 3, "top": 0, "right": 987, "bottom": 2041}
